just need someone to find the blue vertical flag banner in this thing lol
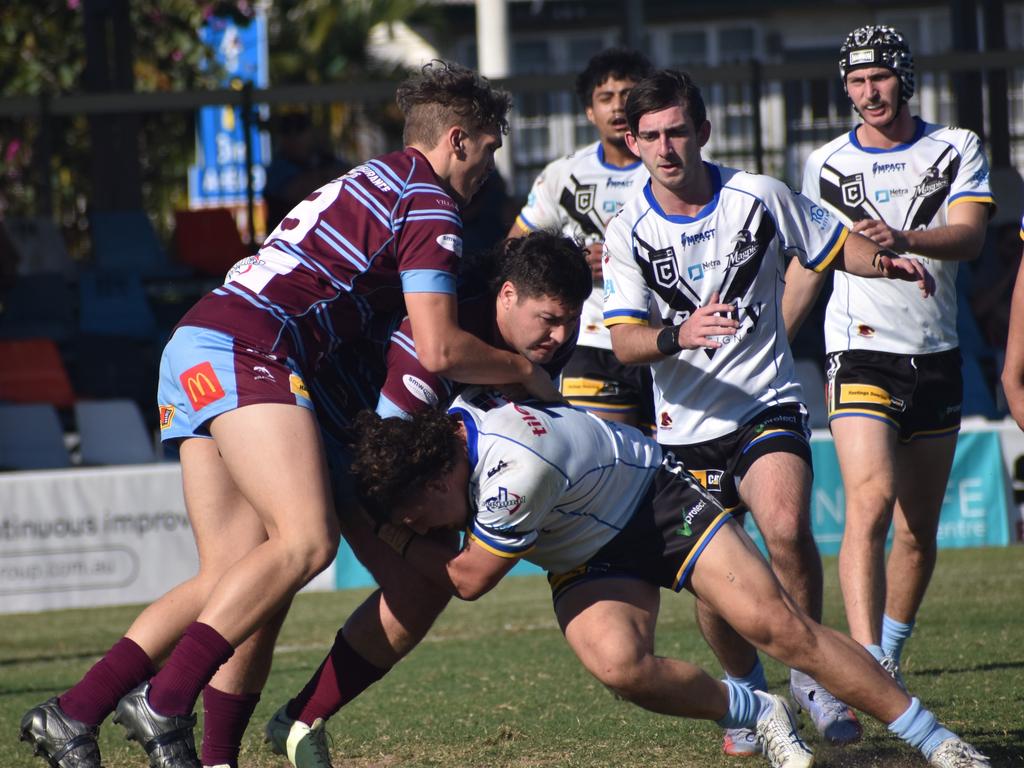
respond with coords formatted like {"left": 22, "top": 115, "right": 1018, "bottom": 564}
{"left": 188, "top": 12, "right": 270, "bottom": 207}
{"left": 745, "top": 430, "right": 1015, "bottom": 555}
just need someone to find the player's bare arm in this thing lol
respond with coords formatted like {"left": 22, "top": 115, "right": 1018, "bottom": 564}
{"left": 852, "top": 200, "right": 988, "bottom": 261}
{"left": 405, "top": 291, "right": 561, "bottom": 401}
{"left": 609, "top": 292, "right": 739, "bottom": 364}
{"left": 1001, "top": 255, "right": 1024, "bottom": 430}
{"left": 381, "top": 527, "right": 517, "bottom": 600}
{"left": 834, "top": 230, "right": 936, "bottom": 297}
{"left": 782, "top": 258, "right": 829, "bottom": 342}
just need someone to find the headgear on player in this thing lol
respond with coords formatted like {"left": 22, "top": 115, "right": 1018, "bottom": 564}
{"left": 838, "top": 25, "right": 915, "bottom": 104}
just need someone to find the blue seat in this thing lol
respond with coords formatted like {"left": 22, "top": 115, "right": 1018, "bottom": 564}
{"left": 78, "top": 269, "right": 157, "bottom": 340}
{"left": 89, "top": 210, "right": 188, "bottom": 278}
{"left": 75, "top": 399, "right": 157, "bottom": 465}
{"left": 0, "top": 403, "right": 71, "bottom": 470}
{"left": 0, "top": 273, "right": 76, "bottom": 342}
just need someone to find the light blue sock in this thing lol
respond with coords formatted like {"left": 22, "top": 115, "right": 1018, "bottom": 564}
{"left": 882, "top": 614, "right": 914, "bottom": 663}
{"left": 725, "top": 657, "right": 768, "bottom": 692}
{"left": 716, "top": 680, "right": 763, "bottom": 729}
{"left": 887, "top": 697, "right": 956, "bottom": 759}
{"left": 864, "top": 643, "right": 887, "bottom": 663}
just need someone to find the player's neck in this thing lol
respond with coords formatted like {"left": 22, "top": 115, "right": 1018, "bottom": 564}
{"left": 600, "top": 138, "right": 639, "bottom": 168}
{"left": 856, "top": 107, "right": 916, "bottom": 149}
{"left": 652, "top": 164, "right": 712, "bottom": 217}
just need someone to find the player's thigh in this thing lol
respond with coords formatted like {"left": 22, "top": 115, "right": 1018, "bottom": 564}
{"left": 689, "top": 520, "right": 806, "bottom": 648}
{"left": 178, "top": 436, "right": 268, "bottom": 567}
{"left": 831, "top": 415, "right": 898, "bottom": 503}
{"left": 554, "top": 578, "right": 660, "bottom": 678}
{"left": 737, "top": 451, "right": 811, "bottom": 540}
{"left": 208, "top": 403, "right": 337, "bottom": 543}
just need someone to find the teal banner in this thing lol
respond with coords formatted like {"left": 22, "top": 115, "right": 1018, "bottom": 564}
{"left": 746, "top": 431, "right": 1014, "bottom": 555}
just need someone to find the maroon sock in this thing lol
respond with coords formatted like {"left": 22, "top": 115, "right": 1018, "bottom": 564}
{"left": 286, "top": 630, "right": 388, "bottom": 724}
{"left": 58, "top": 637, "right": 155, "bottom": 726}
{"left": 200, "top": 685, "right": 260, "bottom": 768}
{"left": 148, "top": 622, "right": 234, "bottom": 717}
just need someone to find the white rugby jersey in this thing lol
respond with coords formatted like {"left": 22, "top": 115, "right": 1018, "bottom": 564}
{"left": 450, "top": 388, "right": 661, "bottom": 574}
{"left": 516, "top": 141, "right": 648, "bottom": 350}
{"left": 603, "top": 163, "right": 847, "bottom": 444}
{"left": 803, "top": 118, "right": 994, "bottom": 354}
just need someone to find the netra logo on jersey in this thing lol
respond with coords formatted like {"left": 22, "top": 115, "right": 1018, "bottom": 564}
{"left": 680, "top": 229, "right": 715, "bottom": 248}
{"left": 872, "top": 161, "right": 907, "bottom": 175}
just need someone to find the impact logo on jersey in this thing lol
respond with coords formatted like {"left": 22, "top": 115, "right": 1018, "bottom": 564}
{"left": 435, "top": 233, "right": 463, "bottom": 257}
{"left": 403, "top": 374, "right": 439, "bottom": 406}
{"left": 681, "top": 228, "right": 716, "bottom": 248}
{"left": 485, "top": 487, "right": 525, "bottom": 515}
{"left": 871, "top": 161, "right": 907, "bottom": 175}
{"left": 650, "top": 246, "right": 679, "bottom": 289}
{"left": 840, "top": 173, "right": 867, "bottom": 207}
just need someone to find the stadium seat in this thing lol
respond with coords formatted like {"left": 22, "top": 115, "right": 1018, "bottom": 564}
{"left": 75, "top": 399, "right": 157, "bottom": 465}
{"left": 0, "top": 403, "right": 72, "bottom": 470}
{"left": 794, "top": 358, "right": 828, "bottom": 429}
{"left": 1, "top": 217, "right": 77, "bottom": 278}
{"left": 77, "top": 269, "right": 157, "bottom": 340}
{"left": 173, "top": 208, "right": 250, "bottom": 278}
{"left": 89, "top": 209, "right": 188, "bottom": 278}
{"left": 0, "top": 272, "right": 76, "bottom": 342}
{"left": 0, "top": 338, "right": 75, "bottom": 408}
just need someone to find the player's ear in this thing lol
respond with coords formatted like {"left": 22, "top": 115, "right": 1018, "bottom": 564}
{"left": 625, "top": 130, "right": 640, "bottom": 156}
{"left": 697, "top": 120, "right": 711, "bottom": 147}
{"left": 498, "top": 280, "right": 517, "bottom": 309}
{"left": 447, "top": 126, "right": 467, "bottom": 158}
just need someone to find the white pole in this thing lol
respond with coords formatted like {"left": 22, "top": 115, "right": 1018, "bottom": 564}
{"left": 474, "top": 0, "right": 513, "bottom": 183}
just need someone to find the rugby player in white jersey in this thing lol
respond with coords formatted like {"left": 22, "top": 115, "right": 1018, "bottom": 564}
{"left": 349, "top": 393, "right": 990, "bottom": 768}
{"left": 601, "top": 69, "right": 935, "bottom": 758}
{"left": 783, "top": 26, "right": 994, "bottom": 693}
{"left": 509, "top": 48, "right": 655, "bottom": 429}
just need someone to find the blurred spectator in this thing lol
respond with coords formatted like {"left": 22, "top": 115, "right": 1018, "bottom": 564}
{"left": 459, "top": 170, "right": 511, "bottom": 259}
{"left": 264, "top": 111, "right": 350, "bottom": 230}
{"left": 970, "top": 222, "right": 1022, "bottom": 349}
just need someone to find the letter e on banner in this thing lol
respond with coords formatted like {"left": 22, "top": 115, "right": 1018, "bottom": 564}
{"left": 180, "top": 362, "right": 225, "bottom": 411}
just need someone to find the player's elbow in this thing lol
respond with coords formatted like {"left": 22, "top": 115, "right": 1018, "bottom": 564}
{"left": 414, "top": 340, "right": 455, "bottom": 375}
{"left": 450, "top": 571, "right": 498, "bottom": 601}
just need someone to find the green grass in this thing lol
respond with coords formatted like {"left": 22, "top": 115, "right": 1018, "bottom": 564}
{"left": 3, "top": 548, "right": 1022, "bottom": 767}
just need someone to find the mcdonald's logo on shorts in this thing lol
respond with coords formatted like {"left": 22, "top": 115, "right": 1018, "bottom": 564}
{"left": 180, "top": 362, "right": 225, "bottom": 411}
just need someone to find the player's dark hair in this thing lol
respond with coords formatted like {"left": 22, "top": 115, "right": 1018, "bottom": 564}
{"left": 625, "top": 69, "right": 707, "bottom": 136}
{"left": 491, "top": 231, "right": 592, "bottom": 311}
{"left": 575, "top": 48, "right": 654, "bottom": 108}
{"left": 397, "top": 60, "right": 512, "bottom": 147}
{"left": 351, "top": 409, "right": 463, "bottom": 524}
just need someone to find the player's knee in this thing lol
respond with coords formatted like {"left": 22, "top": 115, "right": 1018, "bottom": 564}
{"left": 587, "top": 649, "right": 655, "bottom": 700}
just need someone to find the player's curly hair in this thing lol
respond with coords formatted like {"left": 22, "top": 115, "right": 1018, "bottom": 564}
{"left": 397, "top": 60, "right": 512, "bottom": 147}
{"left": 575, "top": 48, "right": 654, "bottom": 108}
{"left": 351, "top": 409, "right": 464, "bottom": 525}
{"left": 625, "top": 69, "right": 707, "bottom": 136}
{"left": 490, "top": 231, "right": 592, "bottom": 310}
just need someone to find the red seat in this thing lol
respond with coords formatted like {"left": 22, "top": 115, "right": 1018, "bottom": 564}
{"left": 173, "top": 208, "right": 250, "bottom": 278}
{"left": 0, "top": 338, "right": 75, "bottom": 408}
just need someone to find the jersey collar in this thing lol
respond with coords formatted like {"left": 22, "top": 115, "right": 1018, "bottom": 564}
{"left": 597, "top": 142, "right": 643, "bottom": 171}
{"left": 643, "top": 162, "right": 722, "bottom": 224}
{"left": 848, "top": 116, "right": 926, "bottom": 154}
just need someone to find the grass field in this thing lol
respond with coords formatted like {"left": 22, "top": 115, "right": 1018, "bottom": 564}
{"left": 3, "top": 547, "right": 1022, "bottom": 767}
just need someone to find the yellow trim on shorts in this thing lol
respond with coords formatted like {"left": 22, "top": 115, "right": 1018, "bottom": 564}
{"left": 900, "top": 424, "right": 961, "bottom": 443}
{"left": 813, "top": 227, "right": 848, "bottom": 273}
{"left": 467, "top": 532, "right": 533, "bottom": 560}
{"left": 673, "top": 509, "right": 732, "bottom": 588}
{"left": 828, "top": 408, "right": 899, "bottom": 426}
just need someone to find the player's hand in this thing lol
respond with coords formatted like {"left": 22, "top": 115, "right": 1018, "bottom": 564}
{"left": 518, "top": 362, "right": 566, "bottom": 403}
{"left": 678, "top": 292, "right": 739, "bottom": 349}
{"left": 585, "top": 242, "right": 604, "bottom": 284}
{"left": 852, "top": 218, "right": 909, "bottom": 252}
{"left": 877, "top": 254, "right": 936, "bottom": 298}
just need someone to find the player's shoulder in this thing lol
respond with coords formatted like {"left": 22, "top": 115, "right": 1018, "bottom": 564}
{"left": 720, "top": 164, "right": 793, "bottom": 200}
{"left": 608, "top": 183, "right": 655, "bottom": 233}
{"left": 806, "top": 132, "right": 854, "bottom": 168}
{"left": 921, "top": 120, "right": 982, "bottom": 151}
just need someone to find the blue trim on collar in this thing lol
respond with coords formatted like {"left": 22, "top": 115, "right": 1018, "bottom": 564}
{"left": 597, "top": 142, "right": 643, "bottom": 171}
{"left": 449, "top": 406, "right": 479, "bottom": 467}
{"left": 643, "top": 162, "right": 722, "bottom": 223}
{"left": 848, "top": 116, "right": 926, "bottom": 154}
